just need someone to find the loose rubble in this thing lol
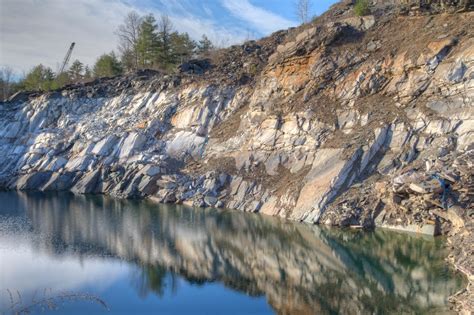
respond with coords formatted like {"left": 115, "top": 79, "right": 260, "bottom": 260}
{"left": 0, "top": 0, "right": 473, "bottom": 313}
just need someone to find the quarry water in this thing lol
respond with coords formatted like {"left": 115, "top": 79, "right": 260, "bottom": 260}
{"left": 0, "top": 191, "right": 465, "bottom": 315}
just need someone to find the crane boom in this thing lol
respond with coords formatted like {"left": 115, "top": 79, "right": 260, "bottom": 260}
{"left": 58, "top": 42, "right": 75, "bottom": 76}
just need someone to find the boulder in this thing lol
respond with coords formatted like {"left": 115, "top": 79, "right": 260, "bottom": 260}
{"left": 118, "top": 133, "right": 147, "bottom": 159}
{"left": 45, "top": 157, "right": 68, "bottom": 172}
{"left": 166, "top": 131, "right": 206, "bottom": 159}
{"left": 179, "top": 59, "right": 211, "bottom": 75}
{"left": 92, "top": 135, "right": 119, "bottom": 156}
{"left": 204, "top": 196, "right": 218, "bottom": 207}
{"left": 71, "top": 169, "right": 102, "bottom": 194}
{"left": 65, "top": 155, "right": 96, "bottom": 172}
{"left": 156, "top": 179, "right": 177, "bottom": 189}
{"left": 42, "top": 172, "right": 77, "bottom": 191}
{"left": 138, "top": 176, "right": 159, "bottom": 195}
{"left": 14, "top": 172, "right": 52, "bottom": 190}
{"left": 142, "top": 165, "right": 161, "bottom": 177}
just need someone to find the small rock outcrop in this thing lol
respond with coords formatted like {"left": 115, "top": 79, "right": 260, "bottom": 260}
{"left": 0, "top": 1, "right": 473, "bottom": 312}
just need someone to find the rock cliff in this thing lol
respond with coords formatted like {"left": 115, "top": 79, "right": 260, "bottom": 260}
{"left": 0, "top": 0, "right": 473, "bottom": 312}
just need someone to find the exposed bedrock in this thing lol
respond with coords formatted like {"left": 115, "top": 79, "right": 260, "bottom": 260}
{"left": 0, "top": 1, "right": 473, "bottom": 312}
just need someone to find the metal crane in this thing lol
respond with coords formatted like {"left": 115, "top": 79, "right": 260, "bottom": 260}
{"left": 57, "top": 42, "right": 75, "bottom": 76}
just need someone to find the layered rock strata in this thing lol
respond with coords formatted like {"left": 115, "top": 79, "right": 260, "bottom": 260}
{"left": 0, "top": 0, "right": 473, "bottom": 312}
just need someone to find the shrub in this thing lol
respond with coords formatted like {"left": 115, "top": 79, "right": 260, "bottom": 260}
{"left": 354, "top": 0, "right": 370, "bottom": 16}
{"left": 248, "top": 64, "right": 258, "bottom": 76}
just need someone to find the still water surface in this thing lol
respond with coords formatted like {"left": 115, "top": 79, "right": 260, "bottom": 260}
{"left": 0, "top": 191, "right": 465, "bottom": 314}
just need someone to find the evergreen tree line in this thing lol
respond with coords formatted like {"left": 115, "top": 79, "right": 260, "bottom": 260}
{"left": 116, "top": 12, "right": 214, "bottom": 73}
{"left": 0, "top": 61, "right": 94, "bottom": 100}
{"left": 1, "top": 11, "right": 215, "bottom": 100}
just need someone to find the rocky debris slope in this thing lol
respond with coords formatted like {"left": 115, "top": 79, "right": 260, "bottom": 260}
{"left": 0, "top": 0, "right": 473, "bottom": 312}
{"left": 371, "top": 0, "right": 474, "bottom": 15}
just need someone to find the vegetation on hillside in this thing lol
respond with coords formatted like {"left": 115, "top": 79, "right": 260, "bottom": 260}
{"left": 1, "top": 11, "right": 216, "bottom": 100}
{"left": 93, "top": 53, "right": 123, "bottom": 78}
{"left": 354, "top": 0, "right": 370, "bottom": 16}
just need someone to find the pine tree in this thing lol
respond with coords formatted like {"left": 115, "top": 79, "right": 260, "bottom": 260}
{"left": 84, "top": 66, "right": 92, "bottom": 79}
{"left": 68, "top": 60, "right": 84, "bottom": 82}
{"left": 115, "top": 13, "right": 214, "bottom": 72}
{"left": 120, "top": 49, "right": 137, "bottom": 73}
{"left": 136, "top": 14, "right": 159, "bottom": 68}
{"left": 21, "top": 64, "right": 56, "bottom": 91}
{"left": 93, "top": 52, "right": 123, "bottom": 78}
{"left": 170, "top": 32, "right": 196, "bottom": 64}
{"left": 53, "top": 72, "right": 71, "bottom": 89}
{"left": 157, "top": 15, "right": 174, "bottom": 68}
{"left": 197, "top": 35, "right": 214, "bottom": 55}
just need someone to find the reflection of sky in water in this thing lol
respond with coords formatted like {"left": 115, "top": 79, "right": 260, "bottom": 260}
{"left": 0, "top": 237, "right": 272, "bottom": 314}
{"left": 0, "top": 191, "right": 465, "bottom": 314}
{"left": 0, "top": 237, "right": 126, "bottom": 293}
{"left": 0, "top": 194, "right": 273, "bottom": 315}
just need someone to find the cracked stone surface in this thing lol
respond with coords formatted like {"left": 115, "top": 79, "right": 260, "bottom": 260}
{"left": 0, "top": 1, "right": 473, "bottom": 313}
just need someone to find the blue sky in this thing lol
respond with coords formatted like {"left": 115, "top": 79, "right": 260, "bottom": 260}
{"left": 0, "top": 0, "right": 337, "bottom": 74}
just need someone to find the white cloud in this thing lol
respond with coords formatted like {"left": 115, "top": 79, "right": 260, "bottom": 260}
{"left": 220, "top": 0, "right": 295, "bottom": 35}
{"left": 1, "top": 0, "right": 131, "bottom": 73}
{"left": 146, "top": 0, "right": 249, "bottom": 46}
{"left": 170, "top": 16, "right": 247, "bottom": 48}
{"left": 0, "top": 0, "right": 294, "bottom": 74}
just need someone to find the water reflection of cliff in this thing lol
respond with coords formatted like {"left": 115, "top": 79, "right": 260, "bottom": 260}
{"left": 11, "top": 192, "right": 463, "bottom": 314}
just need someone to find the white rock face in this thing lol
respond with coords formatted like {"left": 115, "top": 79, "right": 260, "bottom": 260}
{"left": 292, "top": 149, "right": 349, "bottom": 222}
{"left": 0, "top": 14, "right": 472, "bottom": 227}
{"left": 119, "top": 133, "right": 147, "bottom": 160}
{"left": 92, "top": 135, "right": 119, "bottom": 156}
{"left": 166, "top": 131, "right": 206, "bottom": 159}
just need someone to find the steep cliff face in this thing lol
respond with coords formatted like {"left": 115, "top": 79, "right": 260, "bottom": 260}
{"left": 0, "top": 0, "right": 473, "bottom": 310}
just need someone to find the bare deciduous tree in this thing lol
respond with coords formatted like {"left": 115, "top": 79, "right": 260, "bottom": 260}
{"left": 116, "top": 11, "right": 142, "bottom": 72}
{"left": 157, "top": 14, "right": 173, "bottom": 37}
{"left": 157, "top": 14, "right": 174, "bottom": 65}
{"left": 295, "top": 0, "right": 312, "bottom": 24}
{"left": 0, "top": 66, "right": 14, "bottom": 101}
